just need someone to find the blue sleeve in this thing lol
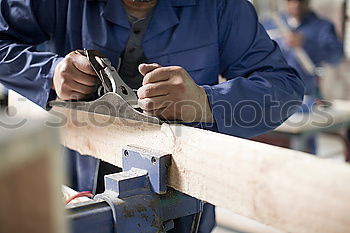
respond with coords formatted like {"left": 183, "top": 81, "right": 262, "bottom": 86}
{"left": 202, "top": 0, "right": 305, "bottom": 139}
{"left": 0, "top": 0, "right": 63, "bottom": 108}
{"left": 303, "top": 21, "right": 344, "bottom": 65}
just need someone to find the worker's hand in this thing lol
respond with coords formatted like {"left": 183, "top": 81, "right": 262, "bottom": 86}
{"left": 52, "top": 51, "right": 100, "bottom": 100}
{"left": 285, "top": 32, "right": 304, "bottom": 48}
{"left": 137, "top": 63, "right": 214, "bottom": 123}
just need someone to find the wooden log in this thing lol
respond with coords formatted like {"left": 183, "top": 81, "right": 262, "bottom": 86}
{"left": 52, "top": 106, "right": 350, "bottom": 233}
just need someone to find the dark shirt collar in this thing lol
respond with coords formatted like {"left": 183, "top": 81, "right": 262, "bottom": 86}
{"left": 102, "top": 0, "right": 130, "bottom": 28}
{"left": 101, "top": 0, "right": 193, "bottom": 41}
{"left": 101, "top": 0, "right": 196, "bottom": 28}
{"left": 171, "top": 0, "right": 197, "bottom": 6}
{"left": 89, "top": 0, "right": 197, "bottom": 6}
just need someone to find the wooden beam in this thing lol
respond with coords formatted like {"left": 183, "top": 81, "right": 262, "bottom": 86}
{"left": 215, "top": 207, "right": 283, "bottom": 233}
{"left": 52, "top": 106, "right": 350, "bottom": 233}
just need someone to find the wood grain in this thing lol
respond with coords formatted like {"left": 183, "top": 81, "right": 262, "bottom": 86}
{"left": 53, "top": 106, "right": 350, "bottom": 233}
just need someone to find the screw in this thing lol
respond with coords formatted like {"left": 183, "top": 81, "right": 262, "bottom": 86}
{"left": 124, "top": 150, "right": 129, "bottom": 157}
{"left": 120, "top": 86, "right": 128, "bottom": 95}
{"left": 151, "top": 157, "right": 157, "bottom": 165}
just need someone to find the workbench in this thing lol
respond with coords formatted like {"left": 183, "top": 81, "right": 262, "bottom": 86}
{"left": 51, "top": 105, "right": 350, "bottom": 233}
{"left": 6, "top": 92, "right": 350, "bottom": 233}
{"left": 255, "top": 99, "right": 350, "bottom": 161}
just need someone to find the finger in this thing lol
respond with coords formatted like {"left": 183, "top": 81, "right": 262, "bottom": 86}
{"left": 138, "top": 95, "right": 172, "bottom": 111}
{"left": 143, "top": 67, "right": 171, "bottom": 85}
{"left": 70, "top": 52, "right": 96, "bottom": 76}
{"left": 61, "top": 91, "right": 90, "bottom": 101}
{"left": 138, "top": 63, "right": 162, "bottom": 76}
{"left": 67, "top": 79, "right": 98, "bottom": 95}
{"left": 143, "top": 107, "right": 175, "bottom": 121}
{"left": 137, "top": 82, "right": 171, "bottom": 99}
{"left": 72, "top": 69, "right": 100, "bottom": 87}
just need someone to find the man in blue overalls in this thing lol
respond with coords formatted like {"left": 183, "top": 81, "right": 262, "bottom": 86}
{"left": 264, "top": 0, "right": 343, "bottom": 103}
{"left": 263, "top": 0, "right": 344, "bottom": 154}
{"left": 0, "top": 0, "right": 305, "bottom": 232}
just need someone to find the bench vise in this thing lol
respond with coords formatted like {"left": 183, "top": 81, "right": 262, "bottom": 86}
{"left": 67, "top": 145, "right": 203, "bottom": 233}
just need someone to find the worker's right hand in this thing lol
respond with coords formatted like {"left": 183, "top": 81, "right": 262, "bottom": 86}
{"left": 52, "top": 51, "right": 100, "bottom": 100}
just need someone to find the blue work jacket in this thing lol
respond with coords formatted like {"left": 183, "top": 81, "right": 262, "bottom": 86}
{"left": 0, "top": 0, "right": 304, "bottom": 232}
{"left": 0, "top": 0, "right": 304, "bottom": 138}
{"left": 263, "top": 12, "right": 344, "bottom": 95}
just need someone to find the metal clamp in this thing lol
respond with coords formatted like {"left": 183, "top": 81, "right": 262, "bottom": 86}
{"left": 95, "top": 145, "right": 203, "bottom": 233}
{"left": 122, "top": 145, "right": 171, "bottom": 194}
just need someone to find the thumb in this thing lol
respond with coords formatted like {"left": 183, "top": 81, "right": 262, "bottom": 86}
{"left": 138, "top": 63, "right": 162, "bottom": 76}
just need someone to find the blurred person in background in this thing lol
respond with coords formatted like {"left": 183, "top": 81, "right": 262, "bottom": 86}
{"left": 263, "top": 0, "right": 344, "bottom": 153}
{"left": 264, "top": 0, "right": 344, "bottom": 103}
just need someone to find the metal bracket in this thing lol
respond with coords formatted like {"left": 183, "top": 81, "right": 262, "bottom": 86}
{"left": 122, "top": 145, "right": 171, "bottom": 195}
{"left": 69, "top": 145, "right": 203, "bottom": 233}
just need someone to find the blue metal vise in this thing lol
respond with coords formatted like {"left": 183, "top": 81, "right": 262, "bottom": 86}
{"left": 67, "top": 145, "right": 203, "bottom": 233}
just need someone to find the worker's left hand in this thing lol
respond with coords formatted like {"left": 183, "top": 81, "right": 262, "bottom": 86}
{"left": 137, "top": 64, "right": 214, "bottom": 123}
{"left": 285, "top": 32, "right": 304, "bottom": 48}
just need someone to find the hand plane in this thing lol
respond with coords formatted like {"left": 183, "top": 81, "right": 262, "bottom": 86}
{"left": 49, "top": 50, "right": 162, "bottom": 125}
